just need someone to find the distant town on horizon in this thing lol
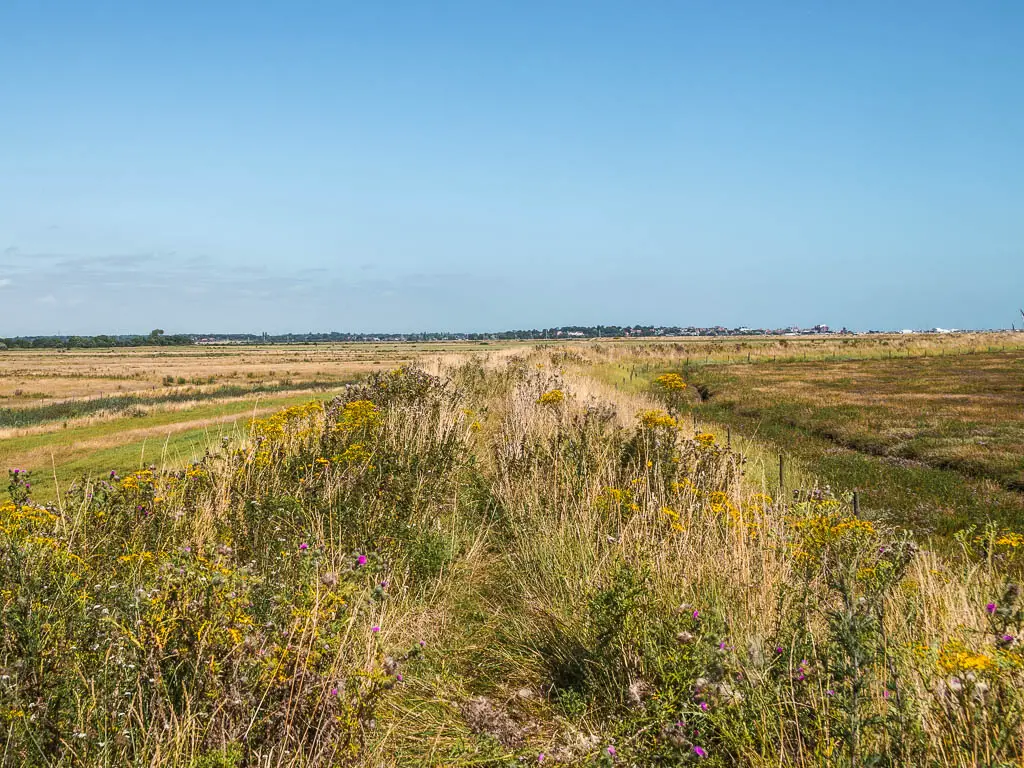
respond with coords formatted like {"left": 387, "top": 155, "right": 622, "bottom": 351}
{"left": 3, "top": 322, "right": 1022, "bottom": 349}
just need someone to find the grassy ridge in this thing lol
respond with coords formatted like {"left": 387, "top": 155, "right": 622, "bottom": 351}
{"left": 2, "top": 360, "right": 1024, "bottom": 766}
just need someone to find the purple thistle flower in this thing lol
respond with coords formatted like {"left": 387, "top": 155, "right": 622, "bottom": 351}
{"left": 693, "top": 746, "right": 707, "bottom": 758}
{"left": 396, "top": 673, "right": 403, "bottom": 682}
{"left": 986, "top": 602, "right": 997, "bottom": 614}
{"left": 538, "top": 755, "right": 544, "bottom": 763}
{"left": 357, "top": 554, "right": 368, "bottom": 567}
{"left": 371, "top": 625, "right": 380, "bottom": 633}
{"left": 699, "top": 701, "right": 709, "bottom": 711}
{"left": 330, "top": 687, "right": 338, "bottom": 696}
{"left": 775, "top": 646, "right": 784, "bottom": 654}
{"left": 692, "top": 610, "right": 700, "bottom": 620}
{"left": 606, "top": 745, "right": 616, "bottom": 756}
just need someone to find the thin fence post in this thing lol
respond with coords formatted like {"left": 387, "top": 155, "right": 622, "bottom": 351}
{"left": 779, "top": 454, "right": 785, "bottom": 499}
{"left": 727, "top": 426, "right": 731, "bottom": 449}
{"left": 853, "top": 491, "right": 860, "bottom": 518}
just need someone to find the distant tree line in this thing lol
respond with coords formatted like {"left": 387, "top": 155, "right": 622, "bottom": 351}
{"left": 0, "top": 325, "right": 849, "bottom": 351}
{"left": 195, "top": 327, "right": 706, "bottom": 343}
{"left": 211, "top": 325, "right": 844, "bottom": 342}
{"left": 0, "top": 329, "right": 195, "bottom": 349}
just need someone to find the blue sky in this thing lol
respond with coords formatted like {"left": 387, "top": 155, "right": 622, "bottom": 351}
{"left": 1, "top": 1, "right": 1021, "bottom": 334}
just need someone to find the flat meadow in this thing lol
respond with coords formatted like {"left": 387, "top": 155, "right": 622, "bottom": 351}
{"left": 2, "top": 334, "right": 1024, "bottom": 767}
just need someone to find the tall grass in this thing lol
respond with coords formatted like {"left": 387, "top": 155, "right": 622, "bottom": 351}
{"left": 1, "top": 360, "right": 1022, "bottom": 766}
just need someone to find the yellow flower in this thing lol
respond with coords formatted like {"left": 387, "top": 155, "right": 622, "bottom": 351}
{"left": 653, "top": 373, "right": 687, "bottom": 392}
{"left": 599, "top": 486, "right": 640, "bottom": 513}
{"left": 537, "top": 389, "right": 565, "bottom": 406}
{"left": 251, "top": 400, "right": 326, "bottom": 463}
{"left": 937, "top": 641, "right": 996, "bottom": 675}
{"left": 995, "top": 532, "right": 1024, "bottom": 548}
{"left": 639, "top": 410, "right": 677, "bottom": 430}
{"left": 790, "top": 512, "right": 877, "bottom": 568}
{"left": 118, "top": 551, "right": 156, "bottom": 565}
{"left": 336, "top": 400, "right": 381, "bottom": 432}
{"left": 337, "top": 442, "right": 373, "bottom": 468}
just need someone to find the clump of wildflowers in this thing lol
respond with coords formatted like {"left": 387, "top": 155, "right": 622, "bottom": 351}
{"left": 537, "top": 389, "right": 566, "bottom": 406}
{"left": 654, "top": 373, "right": 687, "bottom": 392}
{"left": 638, "top": 410, "right": 677, "bottom": 430}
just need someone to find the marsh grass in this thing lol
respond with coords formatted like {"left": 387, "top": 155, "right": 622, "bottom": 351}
{"left": 2, "top": 356, "right": 1024, "bottom": 766}
{"left": 579, "top": 344, "right": 1024, "bottom": 536}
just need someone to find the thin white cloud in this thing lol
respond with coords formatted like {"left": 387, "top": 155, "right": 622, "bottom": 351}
{"left": 0, "top": 278, "right": 10, "bottom": 288}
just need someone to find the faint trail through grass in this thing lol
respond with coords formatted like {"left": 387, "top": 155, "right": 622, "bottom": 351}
{"left": 0, "top": 379, "right": 343, "bottom": 429}
{"left": 3, "top": 389, "right": 349, "bottom": 500}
